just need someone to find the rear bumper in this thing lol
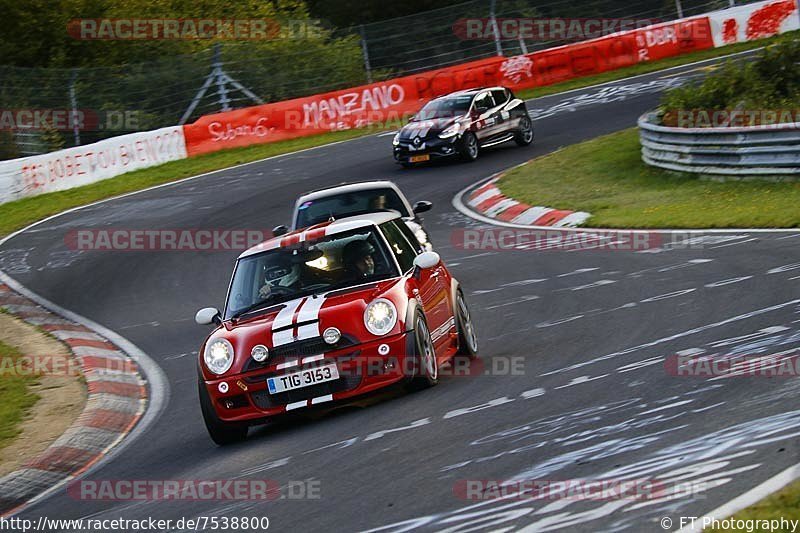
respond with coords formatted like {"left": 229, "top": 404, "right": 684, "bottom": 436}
{"left": 203, "top": 332, "right": 414, "bottom": 424}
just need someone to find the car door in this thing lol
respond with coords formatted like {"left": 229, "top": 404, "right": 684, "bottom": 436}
{"left": 379, "top": 221, "right": 449, "bottom": 348}
{"left": 490, "top": 88, "right": 513, "bottom": 135}
{"left": 470, "top": 92, "right": 498, "bottom": 142}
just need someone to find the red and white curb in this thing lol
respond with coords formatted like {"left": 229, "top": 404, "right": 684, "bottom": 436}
{"left": 465, "top": 176, "right": 590, "bottom": 227}
{"left": 0, "top": 283, "right": 147, "bottom": 516}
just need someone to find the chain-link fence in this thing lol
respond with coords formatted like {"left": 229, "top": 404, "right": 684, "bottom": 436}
{"left": 0, "top": 0, "right": 747, "bottom": 159}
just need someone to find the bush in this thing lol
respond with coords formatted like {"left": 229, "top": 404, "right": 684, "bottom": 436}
{"left": 660, "top": 35, "right": 800, "bottom": 127}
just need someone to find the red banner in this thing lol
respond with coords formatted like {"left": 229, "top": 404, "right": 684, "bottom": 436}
{"left": 498, "top": 18, "right": 713, "bottom": 89}
{"left": 182, "top": 18, "right": 714, "bottom": 156}
{"left": 183, "top": 57, "right": 506, "bottom": 156}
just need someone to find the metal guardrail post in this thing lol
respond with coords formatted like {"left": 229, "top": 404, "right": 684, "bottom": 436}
{"left": 518, "top": 34, "right": 529, "bottom": 55}
{"left": 180, "top": 45, "right": 263, "bottom": 125}
{"left": 213, "top": 44, "right": 231, "bottom": 113}
{"left": 489, "top": 0, "right": 503, "bottom": 57}
{"left": 359, "top": 25, "right": 373, "bottom": 84}
{"left": 69, "top": 69, "right": 80, "bottom": 147}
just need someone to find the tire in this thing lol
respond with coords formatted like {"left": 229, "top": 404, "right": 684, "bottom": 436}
{"left": 458, "top": 132, "right": 479, "bottom": 162}
{"left": 514, "top": 115, "right": 534, "bottom": 147}
{"left": 405, "top": 313, "right": 439, "bottom": 390}
{"left": 198, "top": 378, "right": 248, "bottom": 446}
{"left": 455, "top": 289, "right": 479, "bottom": 357}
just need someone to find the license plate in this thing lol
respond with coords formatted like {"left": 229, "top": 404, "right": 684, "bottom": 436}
{"left": 267, "top": 363, "right": 339, "bottom": 394}
{"left": 409, "top": 154, "right": 430, "bottom": 163}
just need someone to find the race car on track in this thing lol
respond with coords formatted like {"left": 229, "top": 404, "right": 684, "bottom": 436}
{"left": 392, "top": 86, "right": 533, "bottom": 167}
{"left": 194, "top": 212, "right": 478, "bottom": 445}
{"left": 272, "top": 180, "right": 434, "bottom": 251}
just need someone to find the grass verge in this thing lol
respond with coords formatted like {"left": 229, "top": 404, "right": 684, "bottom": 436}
{"left": 0, "top": 340, "right": 39, "bottom": 450}
{"left": 710, "top": 480, "right": 800, "bottom": 531}
{"left": 497, "top": 128, "right": 800, "bottom": 228}
{"left": 0, "top": 33, "right": 795, "bottom": 238}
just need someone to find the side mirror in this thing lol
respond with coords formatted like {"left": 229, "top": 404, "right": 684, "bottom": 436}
{"left": 195, "top": 307, "right": 222, "bottom": 326}
{"left": 412, "top": 201, "right": 432, "bottom": 215}
{"left": 413, "top": 251, "right": 440, "bottom": 270}
{"left": 272, "top": 225, "right": 289, "bottom": 237}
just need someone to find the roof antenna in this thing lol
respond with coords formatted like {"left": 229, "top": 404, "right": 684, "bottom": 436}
{"left": 328, "top": 211, "right": 335, "bottom": 222}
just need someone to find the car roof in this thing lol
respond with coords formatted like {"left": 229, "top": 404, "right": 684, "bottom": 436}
{"left": 297, "top": 180, "right": 402, "bottom": 202}
{"left": 437, "top": 87, "right": 506, "bottom": 99}
{"left": 291, "top": 180, "right": 414, "bottom": 228}
{"left": 239, "top": 211, "right": 401, "bottom": 259}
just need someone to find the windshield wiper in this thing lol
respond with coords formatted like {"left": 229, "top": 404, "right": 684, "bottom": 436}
{"left": 230, "top": 300, "right": 285, "bottom": 321}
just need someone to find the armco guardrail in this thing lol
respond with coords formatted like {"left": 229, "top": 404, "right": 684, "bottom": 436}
{"left": 638, "top": 111, "right": 800, "bottom": 178}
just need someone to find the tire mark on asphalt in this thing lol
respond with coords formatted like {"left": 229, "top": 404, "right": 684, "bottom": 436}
{"left": 540, "top": 299, "right": 800, "bottom": 376}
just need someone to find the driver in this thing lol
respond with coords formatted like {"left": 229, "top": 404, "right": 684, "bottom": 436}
{"left": 258, "top": 255, "right": 300, "bottom": 299}
{"left": 342, "top": 239, "right": 375, "bottom": 279}
{"left": 369, "top": 194, "right": 388, "bottom": 210}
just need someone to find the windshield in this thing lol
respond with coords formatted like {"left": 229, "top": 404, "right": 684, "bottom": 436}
{"left": 413, "top": 95, "right": 472, "bottom": 120}
{"left": 294, "top": 188, "right": 409, "bottom": 229}
{"left": 225, "top": 227, "right": 397, "bottom": 319}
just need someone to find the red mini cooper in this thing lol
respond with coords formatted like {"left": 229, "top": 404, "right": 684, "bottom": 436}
{"left": 195, "top": 212, "right": 478, "bottom": 445}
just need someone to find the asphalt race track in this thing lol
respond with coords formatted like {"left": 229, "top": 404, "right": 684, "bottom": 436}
{"left": 3, "top": 53, "right": 800, "bottom": 532}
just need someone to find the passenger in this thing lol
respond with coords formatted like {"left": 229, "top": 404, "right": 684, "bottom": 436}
{"left": 342, "top": 240, "right": 376, "bottom": 279}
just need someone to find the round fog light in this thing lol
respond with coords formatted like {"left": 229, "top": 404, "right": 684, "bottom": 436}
{"left": 218, "top": 382, "right": 229, "bottom": 393}
{"left": 378, "top": 344, "right": 390, "bottom": 355}
{"left": 251, "top": 344, "right": 269, "bottom": 362}
{"left": 323, "top": 327, "right": 341, "bottom": 345}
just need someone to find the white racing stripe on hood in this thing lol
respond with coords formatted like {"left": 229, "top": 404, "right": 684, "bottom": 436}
{"left": 271, "top": 295, "right": 327, "bottom": 347}
{"left": 272, "top": 297, "right": 305, "bottom": 347}
{"left": 295, "top": 295, "right": 326, "bottom": 340}
{"left": 297, "top": 295, "right": 325, "bottom": 323}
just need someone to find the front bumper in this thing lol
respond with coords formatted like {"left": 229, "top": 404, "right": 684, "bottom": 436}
{"left": 393, "top": 136, "right": 459, "bottom": 163}
{"left": 203, "top": 332, "right": 413, "bottom": 424}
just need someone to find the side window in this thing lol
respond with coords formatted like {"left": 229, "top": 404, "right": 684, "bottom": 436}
{"left": 491, "top": 89, "right": 508, "bottom": 106}
{"left": 380, "top": 221, "right": 418, "bottom": 272}
{"left": 396, "top": 219, "right": 425, "bottom": 253}
{"left": 473, "top": 92, "right": 494, "bottom": 112}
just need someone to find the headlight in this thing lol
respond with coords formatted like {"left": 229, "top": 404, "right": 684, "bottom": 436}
{"left": 392, "top": 133, "right": 400, "bottom": 146}
{"left": 438, "top": 124, "right": 460, "bottom": 139}
{"left": 364, "top": 298, "right": 398, "bottom": 336}
{"left": 204, "top": 338, "right": 234, "bottom": 375}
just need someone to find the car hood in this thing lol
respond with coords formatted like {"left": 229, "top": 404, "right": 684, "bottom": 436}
{"left": 399, "top": 117, "right": 459, "bottom": 140}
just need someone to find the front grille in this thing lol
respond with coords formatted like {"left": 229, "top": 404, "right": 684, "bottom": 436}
{"left": 250, "top": 372, "right": 362, "bottom": 410}
{"left": 272, "top": 336, "right": 328, "bottom": 358}
{"left": 242, "top": 335, "right": 357, "bottom": 373}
